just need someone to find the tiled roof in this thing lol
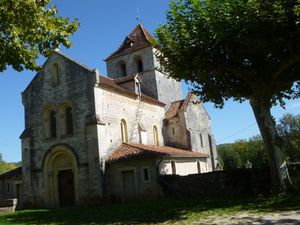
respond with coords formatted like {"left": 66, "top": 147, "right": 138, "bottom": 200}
{"left": 165, "top": 92, "right": 194, "bottom": 120}
{"left": 99, "top": 75, "right": 165, "bottom": 106}
{"left": 114, "top": 74, "right": 136, "bottom": 84}
{"left": 164, "top": 100, "right": 184, "bottom": 120}
{"left": 107, "top": 143, "right": 209, "bottom": 162}
{"left": 105, "top": 24, "right": 155, "bottom": 60}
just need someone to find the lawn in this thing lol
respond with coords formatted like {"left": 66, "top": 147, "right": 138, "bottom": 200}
{"left": 0, "top": 193, "right": 299, "bottom": 225}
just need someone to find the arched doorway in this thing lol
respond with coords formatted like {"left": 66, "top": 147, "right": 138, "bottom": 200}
{"left": 43, "top": 145, "right": 79, "bottom": 208}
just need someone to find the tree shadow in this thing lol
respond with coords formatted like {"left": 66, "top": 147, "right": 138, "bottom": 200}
{"left": 0, "top": 194, "right": 299, "bottom": 225}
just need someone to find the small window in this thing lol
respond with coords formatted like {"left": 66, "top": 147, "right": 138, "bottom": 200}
{"left": 119, "top": 61, "right": 127, "bottom": 77}
{"left": 43, "top": 107, "right": 57, "bottom": 139}
{"left": 120, "top": 119, "right": 128, "bottom": 143}
{"left": 52, "top": 63, "right": 59, "bottom": 86}
{"left": 6, "top": 182, "right": 11, "bottom": 193}
{"left": 136, "top": 58, "right": 143, "bottom": 73}
{"left": 197, "top": 161, "right": 201, "bottom": 174}
{"left": 171, "top": 161, "right": 176, "bottom": 175}
{"left": 153, "top": 125, "right": 159, "bottom": 146}
{"left": 172, "top": 127, "right": 175, "bottom": 135}
{"left": 65, "top": 106, "right": 74, "bottom": 135}
{"left": 200, "top": 133, "right": 203, "bottom": 148}
{"left": 50, "top": 110, "right": 57, "bottom": 138}
{"left": 142, "top": 167, "right": 151, "bottom": 183}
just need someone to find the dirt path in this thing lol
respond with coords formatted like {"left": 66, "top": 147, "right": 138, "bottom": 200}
{"left": 192, "top": 210, "right": 300, "bottom": 225}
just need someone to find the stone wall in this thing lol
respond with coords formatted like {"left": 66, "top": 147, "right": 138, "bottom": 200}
{"left": 106, "top": 46, "right": 182, "bottom": 106}
{"left": 94, "top": 86, "right": 165, "bottom": 160}
{"left": 21, "top": 52, "right": 102, "bottom": 207}
{"left": 159, "top": 168, "right": 271, "bottom": 198}
{"left": 107, "top": 158, "right": 164, "bottom": 202}
{"left": 106, "top": 47, "right": 155, "bottom": 78}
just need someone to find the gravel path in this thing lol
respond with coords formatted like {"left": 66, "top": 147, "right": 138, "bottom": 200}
{"left": 191, "top": 210, "right": 300, "bottom": 225}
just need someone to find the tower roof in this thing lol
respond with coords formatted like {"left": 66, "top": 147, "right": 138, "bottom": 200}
{"left": 105, "top": 24, "right": 155, "bottom": 61}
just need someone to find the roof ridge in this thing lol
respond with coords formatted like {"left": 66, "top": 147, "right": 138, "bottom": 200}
{"left": 180, "top": 92, "right": 194, "bottom": 110}
{"left": 105, "top": 24, "right": 154, "bottom": 61}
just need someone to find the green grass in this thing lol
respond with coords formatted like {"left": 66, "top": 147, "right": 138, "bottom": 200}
{"left": 0, "top": 193, "right": 299, "bottom": 225}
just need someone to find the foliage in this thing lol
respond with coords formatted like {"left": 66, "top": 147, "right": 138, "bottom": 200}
{"left": 218, "top": 135, "right": 268, "bottom": 170}
{"left": 277, "top": 113, "right": 300, "bottom": 162}
{"left": 218, "top": 144, "right": 242, "bottom": 169}
{"left": 0, "top": 153, "right": 16, "bottom": 175}
{"left": 155, "top": 0, "right": 300, "bottom": 107}
{"left": 0, "top": 194, "right": 299, "bottom": 224}
{"left": 0, "top": 0, "right": 79, "bottom": 72}
{"left": 155, "top": 0, "right": 300, "bottom": 191}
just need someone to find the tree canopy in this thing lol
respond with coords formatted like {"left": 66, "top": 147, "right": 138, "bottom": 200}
{"left": 0, "top": 153, "right": 16, "bottom": 175}
{"left": 0, "top": 0, "right": 79, "bottom": 72}
{"left": 277, "top": 113, "right": 300, "bottom": 162}
{"left": 155, "top": 0, "right": 300, "bottom": 192}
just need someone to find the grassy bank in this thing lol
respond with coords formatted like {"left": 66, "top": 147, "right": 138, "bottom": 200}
{"left": 0, "top": 193, "right": 299, "bottom": 225}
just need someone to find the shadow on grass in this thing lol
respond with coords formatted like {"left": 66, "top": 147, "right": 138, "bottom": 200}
{"left": 0, "top": 194, "right": 299, "bottom": 225}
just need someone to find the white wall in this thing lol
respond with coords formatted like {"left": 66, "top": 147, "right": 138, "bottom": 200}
{"left": 159, "top": 158, "right": 209, "bottom": 176}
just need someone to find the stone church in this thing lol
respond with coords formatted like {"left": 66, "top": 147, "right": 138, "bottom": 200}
{"left": 0, "top": 24, "right": 218, "bottom": 208}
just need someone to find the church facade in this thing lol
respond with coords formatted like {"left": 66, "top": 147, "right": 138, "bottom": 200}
{"left": 2, "top": 25, "right": 218, "bottom": 208}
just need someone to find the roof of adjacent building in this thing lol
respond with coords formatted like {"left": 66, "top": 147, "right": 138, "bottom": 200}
{"left": 165, "top": 92, "right": 193, "bottom": 120}
{"left": 98, "top": 75, "right": 165, "bottom": 106}
{"left": 107, "top": 143, "right": 209, "bottom": 162}
{"left": 0, "top": 167, "right": 22, "bottom": 179}
{"left": 105, "top": 24, "right": 155, "bottom": 61}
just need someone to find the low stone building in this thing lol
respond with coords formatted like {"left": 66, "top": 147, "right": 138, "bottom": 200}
{"left": 0, "top": 24, "right": 218, "bottom": 208}
{"left": 0, "top": 167, "right": 22, "bottom": 210}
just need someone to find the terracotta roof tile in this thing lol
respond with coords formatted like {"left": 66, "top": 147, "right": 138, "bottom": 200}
{"left": 164, "top": 100, "right": 184, "bottom": 120}
{"left": 180, "top": 92, "right": 193, "bottom": 110}
{"left": 98, "top": 75, "right": 165, "bottom": 106}
{"left": 165, "top": 92, "right": 194, "bottom": 120}
{"left": 105, "top": 24, "right": 154, "bottom": 60}
{"left": 114, "top": 74, "right": 136, "bottom": 84}
{"left": 107, "top": 143, "right": 209, "bottom": 162}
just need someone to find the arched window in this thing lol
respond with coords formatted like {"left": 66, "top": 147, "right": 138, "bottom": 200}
{"left": 59, "top": 103, "right": 74, "bottom": 136}
{"left": 120, "top": 119, "right": 128, "bottom": 143}
{"left": 52, "top": 63, "right": 59, "bottom": 86}
{"left": 43, "top": 107, "right": 57, "bottom": 139}
{"left": 65, "top": 106, "right": 74, "bottom": 135}
{"left": 50, "top": 111, "right": 57, "bottom": 138}
{"left": 119, "top": 61, "right": 127, "bottom": 77}
{"left": 153, "top": 125, "right": 159, "bottom": 146}
{"left": 136, "top": 57, "right": 143, "bottom": 73}
{"left": 199, "top": 133, "right": 203, "bottom": 148}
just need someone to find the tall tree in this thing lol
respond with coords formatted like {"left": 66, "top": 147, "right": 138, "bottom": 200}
{"left": 0, "top": 0, "right": 79, "bottom": 72}
{"left": 155, "top": 0, "right": 300, "bottom": 192}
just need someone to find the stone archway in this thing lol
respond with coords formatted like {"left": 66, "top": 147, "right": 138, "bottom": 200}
{"left": 43, "top": 146, "right": 79, "bottom": 208}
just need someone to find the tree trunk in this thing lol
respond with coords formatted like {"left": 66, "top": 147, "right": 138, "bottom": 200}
{"left": 249, "top": 98, "right": 292, "bottom": 193}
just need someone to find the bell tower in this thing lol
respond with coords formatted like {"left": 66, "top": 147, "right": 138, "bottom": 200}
{"left": 105, "top": 24, "right": 182, "bottom": 106}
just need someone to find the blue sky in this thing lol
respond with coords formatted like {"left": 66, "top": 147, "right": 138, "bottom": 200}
{"left": 0, "top": 0, "right": 299, "bottom": 162}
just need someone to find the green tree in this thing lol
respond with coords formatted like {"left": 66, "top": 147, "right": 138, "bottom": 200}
{"left": 218, "top": 136, "right": 268, "bottom": 169}
{"left": 155, "top": 0, "right": 300, "bottom": 192}
{"left": 218, "top": 144, "right": 242, "bottom": 170}
{"left": 0, "top": 0, "right": 79, "bottom": 72}
{"left": 277, "top": 113, "right": 300, "bottom": 162}
{"left": 0, "top": 153, "right": 16, "bottom": 174}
